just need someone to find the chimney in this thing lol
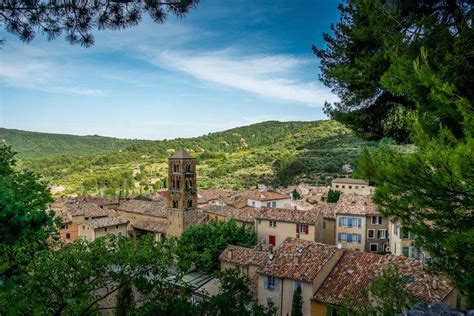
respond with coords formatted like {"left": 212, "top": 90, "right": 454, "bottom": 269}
{"left": 227, "top": 250, "right": 232, "bottom": 260}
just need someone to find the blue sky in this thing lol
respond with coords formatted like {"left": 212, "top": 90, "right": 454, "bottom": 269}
{"left": 0, "top": 0, "right": 341, "bottom": 140}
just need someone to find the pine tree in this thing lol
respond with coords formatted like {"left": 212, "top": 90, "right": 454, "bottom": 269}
{"left": 291, "top": 286, "right": 303, "bottom": 316}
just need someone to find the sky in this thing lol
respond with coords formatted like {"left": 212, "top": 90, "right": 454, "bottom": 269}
{"left": 0, "top": 0, "right": 341, "bottom": 140}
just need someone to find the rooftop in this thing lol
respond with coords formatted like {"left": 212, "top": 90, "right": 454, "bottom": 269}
{"left": 117, "top": 199, "right": 168, "bottom": 218}
{"left": 245, "top": 190, "right": 290, "bottom": 202}
{"left": 258, "top": 237, "right": 339, "bottom": 282}
{"left": 332, "top": 178, "right": 369, "bottom": 185}
{"left": 170, "top": 148, "right": 194, "bottom": 159}
{"left": 86, "top": 217, "right": 129, "bottom": 229}
{"left": 312, "top": 250, "right": 383, "bottom": 308}
{"left": 132, "top": 219, "right": 167, "bottom": 233}
{"left": 198, "top": 189, "right": 232, "bottom": 203}
{"left": 335, "top": 194, "right": 378, "bottom": 215}
{"left": 219, "top": 245, "right": 268, "bottom": 267}
{"left": 256, "top": 207, "right": 321, "bottom": 225}
{"left": 204, "top": 205, "right": 258, "bottom": 223}
{"left": 64, "top": 202, "right": 109, "bottom": 218}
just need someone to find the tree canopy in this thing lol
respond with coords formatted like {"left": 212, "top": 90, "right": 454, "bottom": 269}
{"left": 314, "top": 0, "right": 473, "bottom": 143}
{"left": 0, "top": 0, "right": 199, "bottom": 46}
{"left": 316, "top": 0, "right": 473, "bottom": 305}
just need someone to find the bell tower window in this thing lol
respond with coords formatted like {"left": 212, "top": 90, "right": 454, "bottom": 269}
{"left": 187, "top": 200, "right": 193, "bottom": 208}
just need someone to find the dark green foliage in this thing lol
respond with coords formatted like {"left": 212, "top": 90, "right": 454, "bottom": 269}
{"left": 0, "top": 0, "right": 199, "bottom": 46}
{"left": 291, "top": 189, "right": 301, "bottom": 200}
{"left": 291, "top": 285, "right": 303, "bottom": 316}
{"left": 0, "top": 144, "right": 57, "bottom": 279}
{"left": 274, "top": 155, "right": 304, "bottom": 186}
{"left": 327, "top": 189, "right": 341, "bottom": 203}
{"left": 176, "top": 219, "right": 257, "bottom": 273}
{"left": 0, "top": 235, "right": 176, "bottom": 315}
{"left": 314, "top": 0, "right": 473, "bottom": 143}
{"left": 116, "top": 279, "right": 134, "bottom": 316}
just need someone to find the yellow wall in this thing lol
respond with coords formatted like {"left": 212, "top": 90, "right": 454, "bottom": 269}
{"left": 311, "top": 302, "right": 328, "bottom": 316}
{"left": 256, "top": 219, "right": 315, "bottom": 247}
{"left": 335, "top": 215, "right": 366, "bottom": 251}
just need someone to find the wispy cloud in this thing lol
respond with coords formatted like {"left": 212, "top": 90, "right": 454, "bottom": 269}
{"left": 145, "top": 49, "right": 337, "bottom": 107}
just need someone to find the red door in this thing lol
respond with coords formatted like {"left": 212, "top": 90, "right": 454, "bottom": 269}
{"left": 269, "top": 235, "right": 276, "bottom": 246}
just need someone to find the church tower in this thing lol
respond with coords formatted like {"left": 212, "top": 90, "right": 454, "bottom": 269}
{"left": 167, "top": 148, "right": 197, "bottom": 237}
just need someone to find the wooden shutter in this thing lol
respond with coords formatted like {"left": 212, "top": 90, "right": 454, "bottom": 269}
{"left": 304, "top": 225, "right": 309, "bottom": 234}
{"left": 269, "top": 235, "right": 276, "bottom": 246}
{"left": 296, "top": 224, "right": 300, "bottom": 233}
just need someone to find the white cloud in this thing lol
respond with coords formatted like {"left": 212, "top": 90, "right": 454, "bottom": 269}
{"left": 144, "top": 49, "right": 337, "bottom": 107}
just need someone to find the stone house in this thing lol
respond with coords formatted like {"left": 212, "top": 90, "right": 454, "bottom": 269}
{"left": 331, "top": 178, "right": 374, "bottom": 195}
{"left": 335, "top": 194, "right": 388, "bottom": 252}
{"left": 245, "top": 190, "right": 292, "bottom": 209}
{"left": 79, "top": 217, "right": 129, "bottom": 241}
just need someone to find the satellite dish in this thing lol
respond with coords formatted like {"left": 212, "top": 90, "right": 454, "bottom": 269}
{"left": 337, "top": 243, "right": 342, "bottom": 249}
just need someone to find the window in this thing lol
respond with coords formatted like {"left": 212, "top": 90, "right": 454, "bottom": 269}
{"left": 252, "top": 201, "right": 256, "bottom": 207}
{"left": 369, "top": 243, "right": 378, "bottom": 252}
{"left": 104, "top": 227, "right": 107, "bottom": 232}
{"left": 267, "top": 202, "right": 271, "bottom": 207}
{"left": 323, "top": 221, "right": 326, "bottom": 229}
{"left": 401, "top": 227, "right": 410, "bottom": 239}
{"left": 116, "top": 225, "right": 119, "bottom": 229}
{"left": 335, "top": 185, "right": 339, "bottom": 188}
{"left": 271, "top": 201, "right": 276, "bottom": 208}
{"left": 269, "top": 221, "right": 276, "bottom": 228}
{"left": 338, "top": 233, "right": 347, "bottom": 242}
{"left": 187, "top": 200, "right": 193, "bottom": 207}
{"left": 367, "top": 229, "right": 375, "bottom": 239}
{"left": 173, "top": 200, "right": 178, "bottom": 208}
{"left": 378, "top": 229, "right": 387, "bottom": 239}
{"left": 66, "top": 233, "right": 71, "bottom": 239}
{"left": 394, "top": 225, "right": 399, "bottom": 236}
{"left": 342, "top": 185, "right": 345, "bottom": 189}
{"left": 402, "top": 246, "right": 409, "bottom": 257}
{"left": 371, "top": 216, "right": 382, "bottom": 225}
{"left": 297, "top": 224, "right": 309, "bottom": 234}
{"left": 349, "top": 185, "right": 352, "bottom": 189}
{"left": 265, "top": 276, "right": 277, "bottom": 291}
{"left": 268, "top": 235, "right": 276, "bottom": 246}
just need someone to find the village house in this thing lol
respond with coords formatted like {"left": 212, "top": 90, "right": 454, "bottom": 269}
{"left": 255, "top": 205, "right": 335, "bottom": 248}
{"left": 283, "top": 184, "right": 330, "bottom": 204}
{"left": 257, "top": 238, "right": 343, "bottom": 316}
{"left": 331, "top": 178, "right": 374, "bottom": 195}
{"left": 220, "top": 238, "right": 458, "bottom": 316}
{"left": 335, "top": 194, "right": 388, "bottom": 252}
{"left": 388, "top": 220, "right": 427, "bottom": 261}
{"left": 245, "top": 189, "right": 292, "bottom": 209}
{"left": 116, "top": 199, "right": 168, "bottom": 241}
{"left": 78, "top": 217, "right": 129, "bottom": 242}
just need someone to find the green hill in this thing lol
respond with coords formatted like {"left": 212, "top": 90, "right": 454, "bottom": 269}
{"left": 2, "top": 120, "right": 369, "bottom": 196}
{"left": 0, "top": 128, "right": 146, "bottom": 158}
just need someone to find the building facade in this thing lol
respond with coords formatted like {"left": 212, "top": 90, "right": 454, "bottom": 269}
{"left": 331, "top": 178, "right": 374, "bottom": 195}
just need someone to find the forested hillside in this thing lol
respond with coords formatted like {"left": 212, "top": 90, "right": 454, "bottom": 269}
{"left": 2, "top": 120, "right": 369, "bottom": 196}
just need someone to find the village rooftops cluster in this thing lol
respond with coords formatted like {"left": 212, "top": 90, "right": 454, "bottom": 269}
{"left": 219, "top": 245, "right": 268, "bottom": 267}
{"left": 203, "top": 205, "right": 257, "bottom": 224}
{"left": 63, "top": 202, "right": 110, "bottom": 218}
{"left": 244, "top": 190, "right": 291, "bottom": 201}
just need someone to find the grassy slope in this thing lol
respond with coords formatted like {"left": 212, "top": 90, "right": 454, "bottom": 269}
{"left": 3, "top": 120, "right": 367, "bottom": 196}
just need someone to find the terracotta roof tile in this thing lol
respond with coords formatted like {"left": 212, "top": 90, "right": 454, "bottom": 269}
{"left": 219, "top": 245, "right": 268, "bottom": 267}
{"left": 258, "top": 237, "right": 338, "bottom": 282}
{"left": 335, "top": 194, "right": 378, "bottom": 215}
{"left": 64, "top": 202, "right": 109, "bottom": 218}
{"left": 256, "top": 207, "right": 321, "bottom": 225}
{"left": 332, "top": 178, "right": 369, "bottom": 185}
{"left": 198, "top": 189, "right": 232, "bottom": 203}
{"left": 203, "top": 205, "right": 258, "bottom": 223}
{"left": 312, "top": 251, "right": 383, "bottom": 307}
{"left": 87, "top": 217, "right": 128, "bottom": 229}
{"left": 117, "top": 199, "right": 168, "bottom": 218}
{"left": 132, "top": 219, "right": 167, "bottom": 233}
{"left": 245, "top": 190, "right": 291, "bottom": 201}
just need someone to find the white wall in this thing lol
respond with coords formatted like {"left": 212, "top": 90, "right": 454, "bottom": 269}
{"left": 247, "top": 198, "right": 292, "bottom": 209}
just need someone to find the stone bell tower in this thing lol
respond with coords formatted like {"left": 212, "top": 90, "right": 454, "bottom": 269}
{"left": 167, "top": 148, "right": 197, "bottom": 237}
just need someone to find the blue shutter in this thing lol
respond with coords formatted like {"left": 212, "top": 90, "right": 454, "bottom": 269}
{"left": 357, "top": 234, "right": 362, "bottom": 244}
{"left": 347, "top": 234, "right": 352, "bottom": 243}
{"left": 347, "top": 218, "right": 352, "bottom": 228}
{"left": 274, "top": 278, "right": 280, "bottom": 291}
{"left": 358, "top": 218, "right": 362, "bottom": 228}
{"left": 338, "top": 217, "right": 342, "bottom": 227}
{"left": 338, "top": 233, "right": 341, "bottom": 241}
{"left": 264, "top": 276, "right": 269, "bottom": 289}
